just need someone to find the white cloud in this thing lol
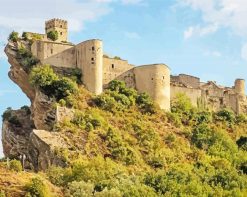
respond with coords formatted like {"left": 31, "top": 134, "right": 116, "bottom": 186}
{"left": 184, "top": 24, "right": 218, "bottom": 39}
{"left": 124, "top": 31, "right": 141, "bottom": 39}
{"left": 179, "top": 0, "right": 247, "bottom": 61}
{"left": 0, "top": 0, "right": 116, "bottom": 59}
{"left": 180, "top": 0, "right": 247, "bottom": 36}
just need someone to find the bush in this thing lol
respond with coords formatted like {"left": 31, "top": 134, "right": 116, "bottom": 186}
{"left": 2, "top": 107, "right": 12, "bottom": 121}
{"left": 105, "top": 128, "right": 137, "bottom": 164}
{"left": 191, "top": 124, "right": 214, "bottom": 150}
{"left": 120, "top": 184, "right": 157, "bottom": 197}
{"left": 95, "top": 188, "right": 122, "bottom": 197}
{"left": 67, "top": 181, "right": 94, "bottom": 197}
{"left": 8, "top": 31, "right": 19, "bottom": 42}
{"left": 214, "top": 109, "right": 235, "bottom": 123}
{"left": 46, "top": 166, "right": 72, "bottom": 186}
{"left": 236, "top": 136, "right": 247, "bottom": 151}
{"left": 47, "top": 30, "right": 58, "bottom": 41}
{"left": 9, "top": 159, "right": 22, "bottom": 172}
{"left": 136, "top": 92, "right": 156, "bottom": 114}
{"left": 71, "top": 111, "right": 104, "bottom": 131}
{"left": 25, "top": 178, "right": 51, "bottom": 197}
{"left": 0, "top": 190, "right": 5, "bottom": 197}
{"left": 29, "top": 65, "right": 78, "bottom": 101}
{"left": 21, "top": 105, "right": 31, "bottom": 115}
{"left": 18, "top": 46, "right": 40, "bottom": 70}
{"left": 29, "top": 65, "right": 58, "bottom": 87}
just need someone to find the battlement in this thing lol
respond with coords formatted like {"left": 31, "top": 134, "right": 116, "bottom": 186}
{"left": 45, "top": 18, "right": 68, "bottom": 42}
{"left": 45, "top": 18, "right": 68, "bottom": 29}
{"left": 28, "top": 18, "right": 247, "bottom": 114}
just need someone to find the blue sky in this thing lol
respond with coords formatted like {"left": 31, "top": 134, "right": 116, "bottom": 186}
{"left": 1, "top": 0, "right": 247, "bottom": 157}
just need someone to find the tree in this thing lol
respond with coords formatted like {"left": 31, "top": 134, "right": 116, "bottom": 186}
{"left": 47, "top": 30, "right": 58, "bottom": 41}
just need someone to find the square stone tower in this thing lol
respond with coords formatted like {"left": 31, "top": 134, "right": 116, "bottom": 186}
{"left": 45, "top": 18, "right": 68, "bottom": 42}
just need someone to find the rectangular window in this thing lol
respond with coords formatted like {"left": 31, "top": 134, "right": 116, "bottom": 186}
{"left": 91, "top": 58, "right": 94, "bottom": 61}
{"left": 60, "top": 32, "right": 63, "bottom": 35}
{"left": 92, "top": 46, "right": 95, "bottom": 51}
{"left": 112, "top": 64, "right": 114, "bottom": 69}
{"left": 51, "top": 49, "right": 53, "bottom": 54}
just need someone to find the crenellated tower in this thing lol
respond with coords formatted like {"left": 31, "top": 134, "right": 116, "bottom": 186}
{"left": 45, "top": 18, "right": 68, "bottom": 42}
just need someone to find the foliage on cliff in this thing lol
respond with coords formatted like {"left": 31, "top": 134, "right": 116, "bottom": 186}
{"left": 3, "top": 35, "right": 247, "bottom": 196}
{"left": 41, "top": 76, "right": 247, "bottom": 196}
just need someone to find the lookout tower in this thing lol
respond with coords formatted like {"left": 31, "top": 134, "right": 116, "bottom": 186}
{"left": 45, "top": 18, "right": 68, "bottom": 42}
{"left": 235, "top": 79, "right": 245, "bottom": 96}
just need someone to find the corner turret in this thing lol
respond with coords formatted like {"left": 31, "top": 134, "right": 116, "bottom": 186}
{"left": 234, "top": 79, "right": 245, "bottom": 96}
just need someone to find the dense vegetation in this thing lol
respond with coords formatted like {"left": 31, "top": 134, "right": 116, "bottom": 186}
{"left": 39, "top": 76, "right": 247, "bottom": 196}
{"left": 3, "top": 35, "right": 247, "bottom": 195}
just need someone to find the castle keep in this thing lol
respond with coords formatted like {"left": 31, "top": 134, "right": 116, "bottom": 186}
{"left": 29, "top": 18, "right": 247, "bottom": 114}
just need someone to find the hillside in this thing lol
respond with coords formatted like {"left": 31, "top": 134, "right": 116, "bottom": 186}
{"left": 1, "top": 32, "right": 247, "bottom": 196}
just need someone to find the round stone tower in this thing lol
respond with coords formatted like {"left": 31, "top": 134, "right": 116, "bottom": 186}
{"left": 76, "top": 39, "right": 103, "bottom": 95}
{"left": 235, "top": 79, "right": 245, "bottom": 95}
{"left": 134, "top": 64, "right": 170, "bottom": 111}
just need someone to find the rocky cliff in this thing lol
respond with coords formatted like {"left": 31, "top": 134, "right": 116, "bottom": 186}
{"left": 3, "top": 39, "right": 68, "bottom": 171}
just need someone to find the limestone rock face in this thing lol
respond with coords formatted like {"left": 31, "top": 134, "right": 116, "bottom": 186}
{"left": 28, "top": 130, "right": 68, "bottom": 171}
{"left": 2, "top": 41, "right": 68, "bottom": 171}
{"left": 4, "top": 42, "right": 35, "bottom": 101}
{"left": 2, "top": 108, "right": 34, "bottom": 168}
{"left": 31, "top": 90, "right": 56, "bottom": 130}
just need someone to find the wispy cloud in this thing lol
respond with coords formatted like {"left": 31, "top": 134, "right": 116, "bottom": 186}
{"left": 184, "top": 24, "right": 218, "bottom": 39}
{"left": 178, "top": 0, "right": 247, "bottom": 61}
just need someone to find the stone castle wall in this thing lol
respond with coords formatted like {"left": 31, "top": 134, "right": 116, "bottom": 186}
{"left": 134, "top": 64, "right": 170, "bottom": 111}
{"left": 103, "top": 57, "right": 134, "bottom": 85}
{"left": 170, "top": 86, "right": 202, "bottom": 106}
{"left": 29, "top": 18, "right": 247, "bottom": 113}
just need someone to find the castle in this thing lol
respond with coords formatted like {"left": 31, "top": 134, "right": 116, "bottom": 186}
{"left": 27, "top": 18, "right": 247, "bottom": 114}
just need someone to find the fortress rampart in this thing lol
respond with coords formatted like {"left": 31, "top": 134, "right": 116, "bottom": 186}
{"left": 28, "top": 18, "right": 247, "bottom": 113}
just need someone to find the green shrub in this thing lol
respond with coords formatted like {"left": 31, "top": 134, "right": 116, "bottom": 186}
{"left": 21, "top": 105, "right": 31, "bottom": 115}
{"left": 2, "top": 107, "right": 12, "bottom": 121}
{"left": 236, "top": 136, "right": 247, "bottom": 151}
{"left": 47, "top": 30, "right": 58, "bottom": 41}
{"left": 120, "top": 184, "right": 157, "bottom": 197}
{"left": 71, "top": 111, "right": 104, "bottom": 131}
{"left": 8, "top": 31, "right": 19, "bottom": 42}
{"left": 25, "top": 178, "right": 51, "bottom": 197}
{"left": 9, "top": 159, "right": 22, "bottom": 172}
{"left": 136, "top": 92, "right": 156, "bottom": 114}
{"left": 191, "top": 124, "right": 214, "bottom": 150}
{"left": 67, "top": 181, "right": 94, "bottom": 197}
{"left": 29, "top": 65, "right": 78, "bottom": 100}
{"left": 194, "top": 111, "right": 212, "bottom": 125}
{"left": 22, "top": 32, "right": 28, "bottom": 40}
{"left": 46, "top": 166, "right": 72, "bottom": 186}
{"left": 236, "top": 114, "right": 247, "bottom": 124}
{"left": 0, "top": 190, "right": 6, "bottom": 197}
{"left": 93, "top": 93, "right": 123, "bottom": 112}
{"left": 171, "top": 93, "right": 193, "bottom": 114}
{"left": 214, "top": 109, "right": 235, "bottom": 123}
{"left": 105, "top": 128, "right": 136, "bottom": 164}
{"left": 95, "top": 188, "right": 122, "bottom": 197}
{"left": 29, "top": 65, "right": 58, "bottom": 87}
